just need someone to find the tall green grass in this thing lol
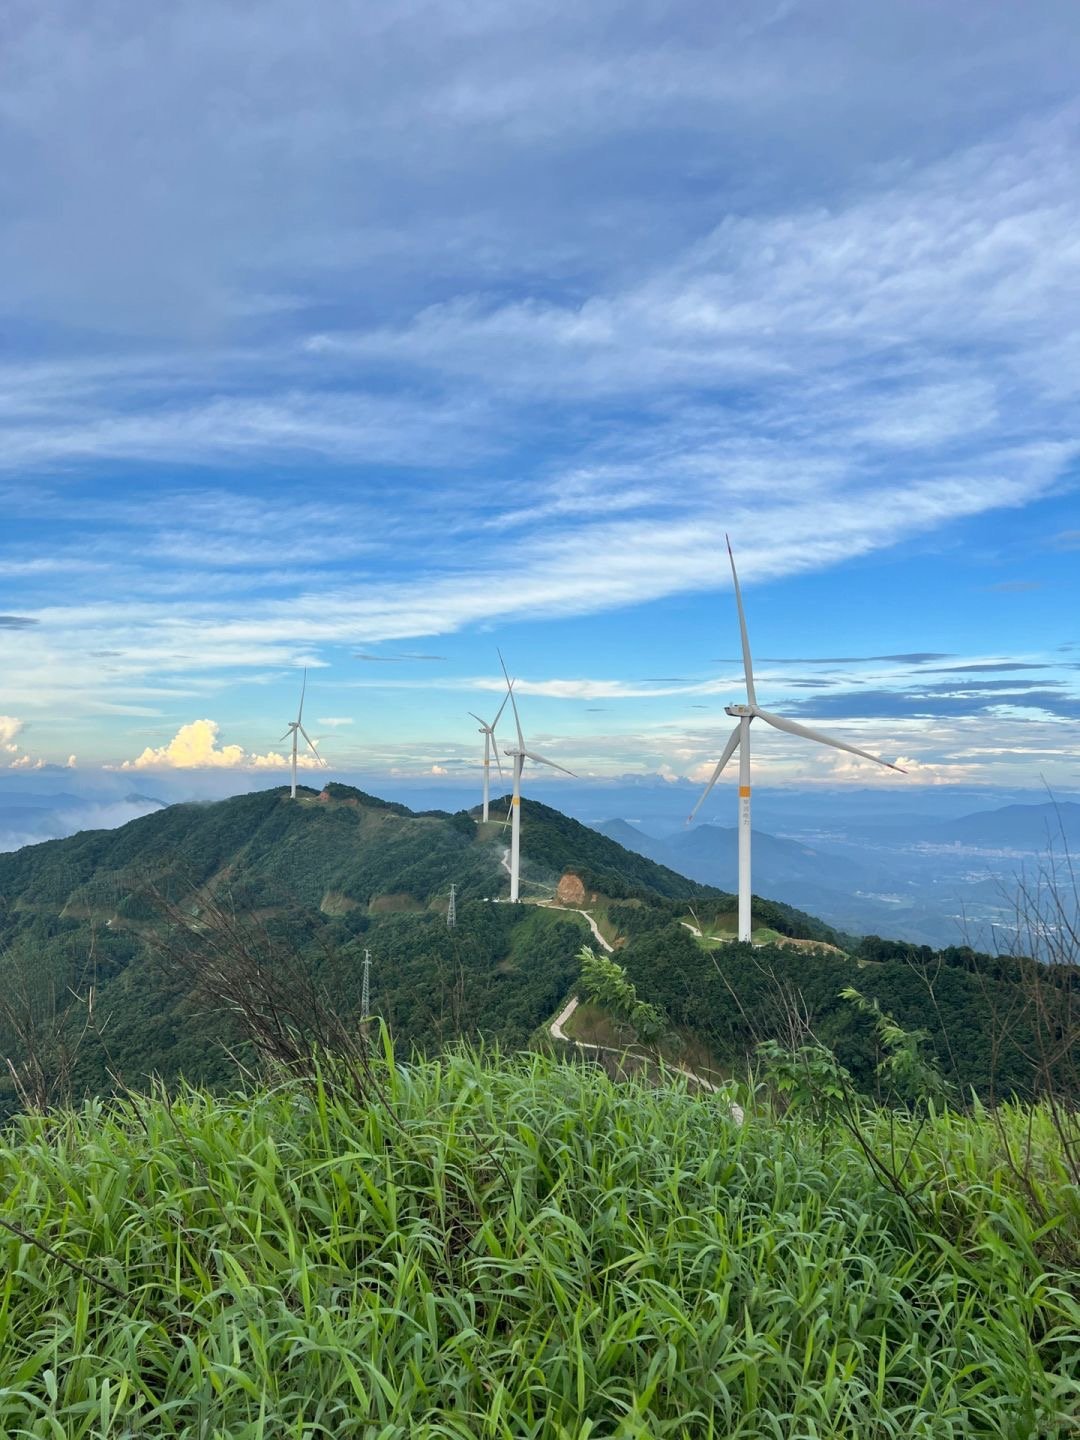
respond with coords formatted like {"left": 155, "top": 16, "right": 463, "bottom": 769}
{"left": 0, "top": 1051, "right": 1076, "bottom": 1438}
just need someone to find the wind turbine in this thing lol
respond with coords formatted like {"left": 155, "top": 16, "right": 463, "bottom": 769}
{"left": 498, "top": 652, "right": 575, "bottom": 902}
{"left": 469, "top": 683, "right": 513, "bottom": 822}
{"left": 280, "top": 669, "right": 327, "bottom": 799}
{"left": 689, "top": 538, "right": 905, "bottom": 943}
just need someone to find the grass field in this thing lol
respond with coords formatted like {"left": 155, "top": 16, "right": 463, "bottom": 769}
{"left": 0, "top": 1049, "right": 1077, "bottom": 1438}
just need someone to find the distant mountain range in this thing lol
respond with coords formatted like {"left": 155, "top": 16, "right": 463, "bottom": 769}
{"left": 885, "top": 801, "right": 1080, "bottom": 850}
{"left": 593, "top": 800, "right": 1080, "bottom": 947}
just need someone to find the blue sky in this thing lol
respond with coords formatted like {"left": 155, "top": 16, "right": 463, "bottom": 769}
{"left": 1, "top": 1, "right": 1078, "bottom": 793}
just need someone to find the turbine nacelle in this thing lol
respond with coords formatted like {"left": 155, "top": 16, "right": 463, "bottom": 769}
{"left": 724, "top": 703, "right": 754, "bottom": 718}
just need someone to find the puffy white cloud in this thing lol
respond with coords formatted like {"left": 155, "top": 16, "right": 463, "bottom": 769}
{"left": 121, "top": 718, "right": 325, "bottom": 771}
{"left": 0, "top": 716, "right": 23, "bottom": 754}
{"left": 0, "top": 715, "right": 46, "bottom": 768}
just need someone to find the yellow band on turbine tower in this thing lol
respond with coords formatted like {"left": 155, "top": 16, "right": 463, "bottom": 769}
{"left": 739, "top": 787, "right": 751, "bottom": 798}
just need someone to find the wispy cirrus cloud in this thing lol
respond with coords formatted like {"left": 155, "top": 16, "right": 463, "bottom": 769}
{"left": 1, "top": 4, "right": 1079, "bottom": 782}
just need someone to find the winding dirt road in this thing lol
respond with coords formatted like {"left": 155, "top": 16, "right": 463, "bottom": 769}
{"left": 496, "top": 849, "right": 741, "bottom": 1115}
{"left": 541, "top": 903, "right": 614, "bottom": 952}
{"left": 548, "top": 995, "right": 743, "bottom": 1118}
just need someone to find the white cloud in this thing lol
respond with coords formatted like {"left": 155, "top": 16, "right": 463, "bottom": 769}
{"left": 0, "top": 714, "right": 46, "bottom": 768}
{"left": 120, "top": 718, "right": 325, "bottom": 771}
{"left": 309, "top": 111, "right": 1080, "bottom": 414}
{"left": 1, "top": 8, "right": 1079, "bottom": 789}
{"left": 0, "top": 716, "right": 22, "bottom": 754}
{"left": 316, "top": 716, "right": 354, "bottom": 727}
{"left": 470, "top": 676, "right": 734, "bottom": 701}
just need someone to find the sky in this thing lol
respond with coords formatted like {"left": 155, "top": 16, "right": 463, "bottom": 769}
{"left": 2, "top": 0, "right": 1079, "bottom": 797}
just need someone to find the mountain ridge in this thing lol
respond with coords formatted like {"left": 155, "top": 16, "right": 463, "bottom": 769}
{"left": 0, "top": 785, "right": 1071, "bottom": 1113}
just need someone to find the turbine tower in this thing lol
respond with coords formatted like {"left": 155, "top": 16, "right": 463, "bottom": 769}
{"left": 689, "top": 538, "right": 905, "bottom": 944}
{"left": 280, "top": 669, "right": 327, "bottom": 799}
{"left": 499, "top": 651, "right": 575, "bottom": 903}
{"left": 469, "top": 684, "right": 513, "bottom": 822}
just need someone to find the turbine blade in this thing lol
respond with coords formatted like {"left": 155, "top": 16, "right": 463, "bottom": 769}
{"left": 467, "top": 711, "right": 487, "bottom": 727}
{"left": 755, "top": 708, "right": 906, "bottom": 772}
{"left": 726, "top": 536, "right": 756, "bottom": 707}
{"left": 278, "top": 730, "right": 293, "bottom": 743}
{"left": 493, "top": 745, "right": 505, "bottom": 781}
{"left": 522, "top": 748, "right": 576, "bottom": 777}
{"left": 687, "top": 722, "right": 742, "bottom": 823}
{"left": 297, "top": 667, "right": 308, "bottom": 724}
{"left": 491, "top": 681, "right": 513, "bottom": 731}
{"left": 299, "top": 724, "right": 328, "bottom": 766}
{"left": 498, "top": 649, "right": 524, "bottom": 750}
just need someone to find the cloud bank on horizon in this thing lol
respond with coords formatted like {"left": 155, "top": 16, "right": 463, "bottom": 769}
{"left": 0, "top": 1, "right": 1078, "bottom": 787}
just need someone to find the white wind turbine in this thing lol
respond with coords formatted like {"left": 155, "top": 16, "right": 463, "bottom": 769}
{"left": 498, "top": 652, "right": 575, "bottom": 902}
{"left": 689, "top": 538, "right": 905, "bottom": 943}
{"left": 280, "top": 669, "right": 327, "bottom": 799}
{"left": 469, "top": 683, "right": 513, "bottom": 823}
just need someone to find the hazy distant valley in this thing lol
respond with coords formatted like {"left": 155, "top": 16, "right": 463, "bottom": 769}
{"left": 594, "top": 798, "right": 1080, "bottom": 948}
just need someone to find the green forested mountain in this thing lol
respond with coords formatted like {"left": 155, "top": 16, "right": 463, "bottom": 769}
{"left": 0, "top": 783, "right": 726, "bottom": 1110}
{"left": 0, "top": 782, "right": 1074, "bottom": 1111}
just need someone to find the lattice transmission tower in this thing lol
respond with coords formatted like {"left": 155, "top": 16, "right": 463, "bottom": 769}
{"left": 361, "top": 949, "right": 372, "bottom": 1016}
{"left": 447, "top": 884, "right": 457, "bottom": 928}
